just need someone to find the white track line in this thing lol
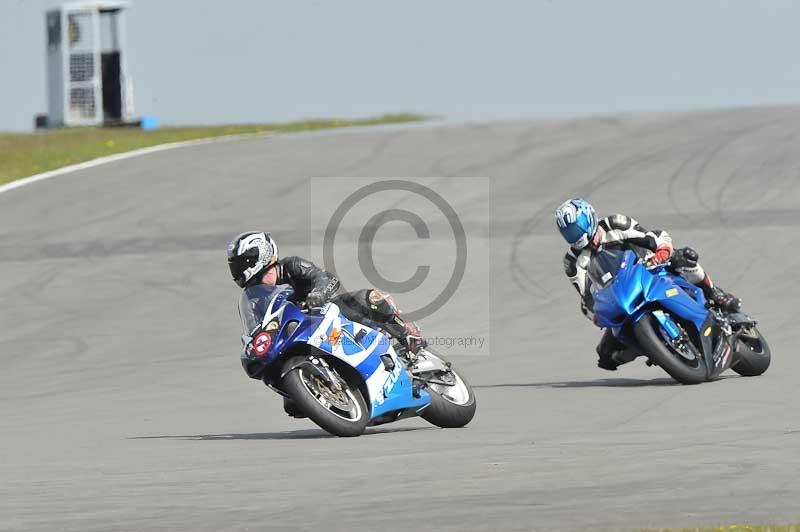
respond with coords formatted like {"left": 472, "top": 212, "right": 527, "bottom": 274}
{"left": 0, "top": 132, "right": 272, "bottom": 197}
{"left": 0, "top": 120, "right": 441, "bottom": 197}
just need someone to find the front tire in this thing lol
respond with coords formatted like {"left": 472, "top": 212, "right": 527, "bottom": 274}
{"left": 634, "top": 314, "right": 707, "bottom": 385}
{"left": 281, "top": 356, "right": 368, "bottom": 437}
{"left": 732, "top": 326, "right": 771, "bottom": 377}
{"left": 418, "top": 352, "right": 477, "bottom": 428}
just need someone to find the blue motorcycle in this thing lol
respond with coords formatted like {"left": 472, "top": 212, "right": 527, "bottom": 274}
{"left": 589, "top": 248, "right": 771, "bottom": 384}
{"left": 237, "top": 284, "right": 477, "bottom": 436}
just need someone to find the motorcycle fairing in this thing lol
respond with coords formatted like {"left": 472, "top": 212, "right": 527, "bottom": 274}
{"left": 593, "top": 251, "right": 709, "bottom": 332}
{"left": 295, "top": 303, "right": 430, "bottom": 418}
{"left": 591, "top": 250, "right": 738, "bottom": 378}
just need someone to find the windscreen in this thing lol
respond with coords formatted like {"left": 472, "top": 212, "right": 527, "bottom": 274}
{"left": 587, "top": 248, "right": 629, "bottom": 289}
{"left": 238, "top": 284, "right": 289, "bottom": 334}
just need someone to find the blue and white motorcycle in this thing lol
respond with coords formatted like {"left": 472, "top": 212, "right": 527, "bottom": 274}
{"left": 589, "top": 247, "right": 771, "bottom": 384}
{"left": 237, "top": 284, "right": 477, "bottom": 436}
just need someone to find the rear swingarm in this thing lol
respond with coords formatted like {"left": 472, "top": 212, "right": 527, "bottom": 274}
{"left": 415, "top": 376, "right": 458, "bottom": 387}
{"left": 410, "top": 355, "right": 450, "bottom": 375}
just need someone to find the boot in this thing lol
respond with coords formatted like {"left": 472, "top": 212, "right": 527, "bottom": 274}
{"left": 710, "top": 287, "right": 742, "bottom": 313}
{"left": 598, "top": 348, "right": 638, "bottom": 371}
{"left": 597, "top": 355, "right": 619, "bottom": 371}
{"left": 596, "top": 329, "right": 625, "bottom": 371}
{"left": 699, "top": 275, "right": 742, "bottom": 313}
{"left": 367, "top": 290, "right": 428, "bottom": 356}
{"left": 384, "top": 317, "right": 427, "bottom": 357}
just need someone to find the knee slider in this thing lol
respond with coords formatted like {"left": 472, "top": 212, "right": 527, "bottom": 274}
{"left": 673, "top": 247, "right": 698, "bottom": 268}
{"left": 366, "top": 289, "right": 396, "bottom": 318}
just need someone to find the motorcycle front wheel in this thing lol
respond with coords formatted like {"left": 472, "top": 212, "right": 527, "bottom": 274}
{"left": 634, "top": 313, "right": 707, "bottom": 385}
{"left": 281, "top": 356, "right": 369, "bottom": 437}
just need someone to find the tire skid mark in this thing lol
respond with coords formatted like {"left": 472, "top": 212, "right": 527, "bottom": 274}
{"left": 509, "top": 134, "right": 700, "bottom": 299}
{"left": 691, "top": 118, "right": 782, "bottom": 211}
{"left": 427, "top": 123, "right": 506, "bottom": 176}
{"left": 665, "top": 140, "right": 713, "bottom": 222}
{"left": 339, "top": 130, "right": 407, "bottom": 174}
{"left": 505, "top": 112, "right": 721, "bottom": 298}
{"left": 442, "top": 124, "right": 579, "bottom": 178}
{"left": 713, "top": 117, "right": 800, "bottom": 287}
{"left": 666, "top": 117, "right": 777, "bottom": 222}
{"left": 604, "top": 387, "right": 687, "bottom": 431}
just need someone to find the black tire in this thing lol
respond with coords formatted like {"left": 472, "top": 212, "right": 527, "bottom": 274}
{"left": 281, "top": 356, "right": 368, "bottom": 437}
{"left": 419, "top": 354, "right": 477, "bottom": 428}
{"left": 732, "top": 326, "right": 771, "bottom": 377}
{"left": 633, "top": 313, "right": 707, "bottom": 385}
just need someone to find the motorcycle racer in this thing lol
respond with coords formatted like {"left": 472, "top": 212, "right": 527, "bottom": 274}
{"left": 227, "top": 231, "right": 427, "bottom": 418}
{"left": 555, "top": 198, "right": 742, "bottom": 371}
{"left": 227, "top": 231, "right": 425, "bottom": 356}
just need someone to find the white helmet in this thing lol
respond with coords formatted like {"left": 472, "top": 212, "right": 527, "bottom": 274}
{"left": 227, "top": 231, "right": 279, "bottom": 288}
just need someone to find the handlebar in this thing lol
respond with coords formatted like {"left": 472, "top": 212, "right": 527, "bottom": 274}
{"left": 643, "top": 257, "right": 671, "bottom": 270}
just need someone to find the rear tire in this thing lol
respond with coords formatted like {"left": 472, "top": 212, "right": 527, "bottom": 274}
{"left": 634, "top": 314, "right": 707, "bottom": 385}
{"left": 732, "top": 326, "right": 771, "bottom": 377}
{"left": 418, "top": 353, "right": 477, "bottom": 428}
{"left": 281, "top": 356, "right": 368, "bottom": 437}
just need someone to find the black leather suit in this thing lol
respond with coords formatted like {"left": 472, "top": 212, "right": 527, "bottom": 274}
{"left": 275, "top": 256, "right": 407, "bottom": 340}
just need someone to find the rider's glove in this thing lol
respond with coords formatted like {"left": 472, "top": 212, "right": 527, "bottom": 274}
{"left": 651, "top": 244, "right": 673, "bottom": 265}
{"left": 306, "top": 289, "right": 327, "bottom": 308}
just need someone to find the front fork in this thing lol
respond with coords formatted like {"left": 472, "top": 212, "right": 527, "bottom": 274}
{"left": 279, "top": 355, "right": 347, "bottom": 392}
{"left": 654, "top": 309, "right": 737, "bottom": 375}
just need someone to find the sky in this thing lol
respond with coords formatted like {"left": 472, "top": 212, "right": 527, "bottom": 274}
{"left": 2, "top": 0, "right": 800, "bottom": 131}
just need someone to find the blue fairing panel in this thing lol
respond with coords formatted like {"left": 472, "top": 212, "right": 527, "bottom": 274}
{"left": 370, "top": 369, "right": 430, "bottom": 418}
{"left": 669, "top": 274, "right": 707, "bottom": 306}
{"left": 593, "top": 253, "right": 649, "bottom": 328}
{"left": 269, "top": 302, "right": 432, "bottom": 419}
{"left": 283, "top": 308, "right": 323, "bottom": 347}
{"left": 354, "top": 336, "right": 390, "bottom": 380}
{"left": 255, "top": 302, "right": 314, "bottom": 363}
{"left": 643, "top": 276, "right": 708, "bottom": 331}
{"left": 592, "top": 251, "right": 709, "bottom": 332}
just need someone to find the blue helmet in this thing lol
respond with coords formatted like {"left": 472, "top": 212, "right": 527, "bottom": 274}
{"left": 555, "top": 198, "right": 598, "bottom": 249}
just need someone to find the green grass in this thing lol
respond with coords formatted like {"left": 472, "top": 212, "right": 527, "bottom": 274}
{"left": 644, "top": 525, "right": 800, "bottom": 532}
{"left": 0, "top": 113, "right": 429, "bottom": 186}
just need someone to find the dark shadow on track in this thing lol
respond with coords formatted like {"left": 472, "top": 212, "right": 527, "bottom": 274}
{"left": 476, "top": 377, "right": 679, "bottom": 388}
{"left": 476, "top": 375, "right": 738, "bottom": 389}
{"left": 129, "top": 426, "right": 435, "bottom": 441}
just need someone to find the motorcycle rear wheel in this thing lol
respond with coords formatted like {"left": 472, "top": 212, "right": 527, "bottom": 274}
{"left": 281, "top": 356, "right": 368, "bottom": 437}
{"left": 634, "top": 314, "right": 707, "bottom": 385}
{"left": 732, "top": 326, "right": 771, "bottom": 377}
{"left": 418, "top": 352, "right": 477, "bottom": 428}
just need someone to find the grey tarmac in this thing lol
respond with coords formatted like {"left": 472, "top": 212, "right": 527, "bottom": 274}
{"left": 1, "top": 106, "right": 799, "bottom": 531}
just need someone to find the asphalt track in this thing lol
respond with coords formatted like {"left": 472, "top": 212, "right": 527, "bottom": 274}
{"left": 2, "top": 106, "right": 800, "bottom": 532}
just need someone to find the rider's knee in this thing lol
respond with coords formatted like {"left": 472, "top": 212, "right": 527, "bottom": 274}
{"left": 682, "top": 247, "right": 699, "bottom": 263}
{"left": 365, "top": 289, "right": 397, "bottom": 319}
{"left": 672, "top": 247, "right": 706, "bottom": 284}
{"left": 673, "top": 247, "right": 699, "bottom": 267}
{"left": 677, "top": 264, "right": 706, "bottom": 285}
